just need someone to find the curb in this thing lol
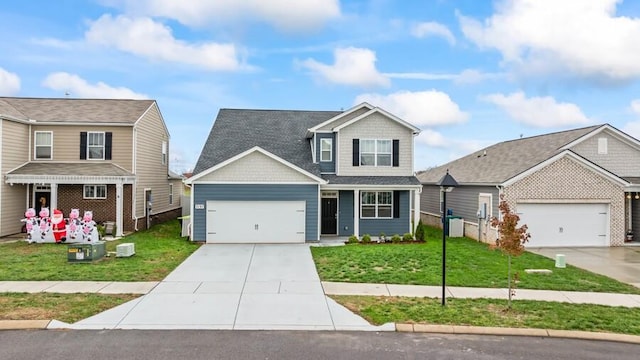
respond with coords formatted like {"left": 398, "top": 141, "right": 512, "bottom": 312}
{"left": 0, "top": 320, "right": 51, "bottom": 330}
{"left": 396, "top": 323, "right": 640, "bottom": 344}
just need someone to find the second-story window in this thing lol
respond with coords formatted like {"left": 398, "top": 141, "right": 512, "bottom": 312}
{"left": 34, "top": 131, "right": 52, "bottom": 160}
{"left": 88, "top": 132, "right": 105, "bottom": 160}
{"left": 162, "top": 141, "right": 167, "bottom": 165}
{"left": 360, "top": 139, "right": 391, "bottom": 166}
{"left": 320, "top": 138, "right": 332, "bottom": 162}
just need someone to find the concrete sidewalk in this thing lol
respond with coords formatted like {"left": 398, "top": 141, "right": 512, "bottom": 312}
{"left": 2, "top": 280, "right": 640, "bottom": 307}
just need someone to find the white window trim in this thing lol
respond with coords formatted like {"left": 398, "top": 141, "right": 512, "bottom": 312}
{"left": 34, "top": 131, "right": 53, "bottom": 160}
{"left": 360, "top": 191, "right": 393, "bottom": 219}
{"left": 162, "top": 141, "right": 167, "bottom": 165}
{"left": 360, "top": 139, "right": 392, "bottom": 167}
{"left": 87, "top": 131, "right": 105, "bottom": 160}
{"left": 320, "top": 138, "right": 332, "bottom": 162}
{"left": 83, "top": 184, "right": 107, "bottom": 199}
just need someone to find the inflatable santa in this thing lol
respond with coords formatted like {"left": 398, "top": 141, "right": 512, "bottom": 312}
{"left": 51, "top": 209, "right": 67, "bottom": 243}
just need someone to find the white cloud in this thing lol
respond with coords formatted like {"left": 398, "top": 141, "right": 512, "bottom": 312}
{"left": 482, "top": 91, "right": 591, "bottom": 128}
{"left": 104, "top": 0, "right": 341, "bottom": 32}
{"left": 631, "top": 99, "right": 640, "bottom": 115}
{"left": 459, "top": 0, "right": 640, "bottom": 82}
{"left": 85, "top": 14, "right": 248, "bottom": 71}
{"left": 385, "top": 69, "right": 504, "bottom": 84}
{"left": 416, "top": 129, "right": 447, "bottom": 147}
{"left": 300, "top": 47, "right": 390, "bottom": 88}
{"left": 354, "top": 90, "right": 468, "bottom": 126}
{"left": 42, "top": 72, "right": 148, "bottom": 99}
{"left": 0, "top": 67, "right": 20, "bottom": 95}
{"left": 412, "top": 21, "right": 455, "bottom": 45}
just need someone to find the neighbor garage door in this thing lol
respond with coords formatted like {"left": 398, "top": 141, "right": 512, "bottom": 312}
{"left": 206, "top": 201, "right": 306, "bottom": 243}
{"left": 517, "top": 203, "right": 609, "bottom": 247}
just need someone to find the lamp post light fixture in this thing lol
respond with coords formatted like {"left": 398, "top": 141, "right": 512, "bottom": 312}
{"left": 436, "top": 169, "right": 458, "bottom": 306}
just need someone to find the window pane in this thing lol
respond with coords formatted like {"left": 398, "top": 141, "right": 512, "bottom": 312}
{"left": 361, "top": 206, "right": 376, "bottom": 218}
{"left": 360, "top": 140, "right": 375, "bottom": 153}
{"left": 378, "top": 192, "right": 392, "bottom": 205}
{"left": 321, "top": 150, "right": 331, "bottom": 161}
{"left": 36, "top": 147, "right": 51, "bottom": 159}
{"left": 84, "top": 186, "right": 94, "bottom": 198}
{"left": 96, "top": 186, "right": 106, "bottom": 198}
{"left": 377, "top": 140, "right": 391, "bottom": 153}
{"left": 321, "top": 139, "right": 331, "bottom": 151}
{"left": 88, "top": 133, "right": 104, "bottom": 146}
{"left": 378, "top": 206, "right": 392, "bottom": 218}
{"left": 361, "top": 192, "right": 376, "bottom": 205}
{"left": 36, "top": 132, "right": 51, "bottom": 146}
{"left": 360, "top": 154, "right": 375, "bottom": 166}
{"left": 377, "top": 154, "right": 391, "bottom": 166}
{"left": 89, "top": 147, "right": 104, "bottom": 159}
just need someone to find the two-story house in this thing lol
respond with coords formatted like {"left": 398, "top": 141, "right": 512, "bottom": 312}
{"left": 0, "top": 97, "right": 182, "bottom": 238}
{"left": 185, "top": 103, "right": 422, "bottom": 243}
{"left": 417, "top": 124, "right": 640, "bottom": 247}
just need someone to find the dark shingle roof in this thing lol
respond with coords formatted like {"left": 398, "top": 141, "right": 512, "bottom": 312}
{"left": 0, "top": 97, "right": 154, "bottom": 124}
{"left": 8, "top": 162, "right": 134, "bottom": 177}
{"left": 193, "top": 109, "right": 342, "bottom": 175}
{"left": 417, "top": 125, "right": 602, "bottom": 184}
{"left": 322, "top": 175, "right": 421, "bottom": 186}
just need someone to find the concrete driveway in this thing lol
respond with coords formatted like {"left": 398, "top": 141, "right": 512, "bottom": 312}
{"left": 69, "top": 244, "right": 391, "bottom": 331}
{"left": 528, "top": 247, "right": 640, "bottom": 288}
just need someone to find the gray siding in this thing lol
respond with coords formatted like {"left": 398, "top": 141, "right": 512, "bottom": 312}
{"left": 316, "top": 133, "right": 336, "bottom": 173}
{"left": 192, "top": 184, "right": 318, "bottom": 241}
{"left": 360, "top": 190, "right": 410, "bottom": 236}
{"left": 338, "top": 190, "right": 354, "bottom": 236}
{"left": 421, "top": 185, "right": 499, "bottom": 223}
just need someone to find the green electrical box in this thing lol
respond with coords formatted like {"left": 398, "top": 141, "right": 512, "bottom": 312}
{"left": 67, "top": 242, "right": 106, "bottom": 262}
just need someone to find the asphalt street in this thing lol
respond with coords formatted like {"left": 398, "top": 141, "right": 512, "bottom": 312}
{"left": 1, "top": 330, "right": 638, "bottom": 360}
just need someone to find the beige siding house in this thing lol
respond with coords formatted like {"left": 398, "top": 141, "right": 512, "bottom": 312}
{"left": 0, "top": 97, "right": 181, "bottom": 237}
{"left": 418, "top": 124, "right": 640, "bottom": 248}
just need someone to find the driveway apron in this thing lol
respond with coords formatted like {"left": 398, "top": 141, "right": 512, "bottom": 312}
{"left": 70, "top": 244, "right": 387, "bottom": 331}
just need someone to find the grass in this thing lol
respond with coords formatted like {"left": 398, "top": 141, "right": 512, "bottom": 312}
{"left": 0, "top": 220, "right": 201, "bottom": 281}
{"left": 0, "top": 293, "right": 139, "bottom": 323}
{"left": 311, "top": 226, "right": 640, "bottom": 294}
{"left": 332, "top": 295, "right": 640, "bottom": 335}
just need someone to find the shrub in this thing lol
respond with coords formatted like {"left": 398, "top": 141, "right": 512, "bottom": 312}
{"left": 347, "top": 235, "right": 359, "bottom": 244}
{"left": 391, "top": 234, "right": 402, "bottom": 243}
{"left": 402, "top": 233, "right": 414, "bottom": 242}
{"left": 415, "top": 219, "right": 425, "bottom": 241}
{"left": 362, "top": 234, "right": 372, "bottom": 243}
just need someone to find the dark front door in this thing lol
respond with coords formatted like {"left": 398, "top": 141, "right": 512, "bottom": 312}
{"left": 35, "top": 191, "right": 50, "bottom": 213}
{"left": 321, "top": 198, "right": 338, "bottom": 235}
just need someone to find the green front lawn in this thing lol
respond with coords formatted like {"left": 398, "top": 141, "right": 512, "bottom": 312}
{"left": 0, "top": 220, "right": 200, "bottom": 281}
{"left": 311, "top": 226, "right": 640, "bottom": 294}
{"left": 332, "top": 295, "right": 640, "bottom": 335}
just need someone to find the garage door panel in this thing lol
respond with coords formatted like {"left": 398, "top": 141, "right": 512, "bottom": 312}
{"left": 206, "top": 201, "right": 306, "bottom": 243}
{"left": 517, "top": 203, "right": 608, "bottom": 247}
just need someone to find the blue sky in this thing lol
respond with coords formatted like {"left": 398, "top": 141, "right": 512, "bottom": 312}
{"left": 2, "top": 0, "right": 640, "bottom": 173}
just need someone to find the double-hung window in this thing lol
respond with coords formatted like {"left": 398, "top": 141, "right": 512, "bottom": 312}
{"left": 84, "top": 185, "right": 107, "bottom": 199}
{"left": 34, "top": 131, "right": 52, "bottom": 160}
{"left": 87, "top": 132, "right": 105, "bottom": 160}
{"left": 360, "top": 139, "right": 391, "bottom": 166}
{"left": 320, "top": 138, "right": 332, "bottom": 162}
{"left": 361, "top": 191, "right": 393, "bottom": 218}
{"left": 162, "top": 141, "right": 167, "bottom": 165}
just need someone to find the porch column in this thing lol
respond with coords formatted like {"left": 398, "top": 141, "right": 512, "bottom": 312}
{"left": 413, "top": 188, "right": 421, "bottom": 234}
{"left": 353, "top": 189, "right": 359, "bottom": 237}
{"left": 116, "top": 182, "right": 124, "bottom": 237}
{"left": 50, "top": 183, "right": 58, "bottom": 210}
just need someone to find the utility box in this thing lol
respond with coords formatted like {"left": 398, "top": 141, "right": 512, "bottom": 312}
{"left": 116, "top": 243, "right": 135, "bottom": 257}
{"left": 448, "top": 217, "right": 464, "bottom": 237}
{"left": 67, "top": 242, "right": 105, "bottom": 262}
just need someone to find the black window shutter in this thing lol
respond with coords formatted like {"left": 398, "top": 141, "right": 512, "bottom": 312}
{"left": 352, "top": 139, "right": 360, "bottom": 166}
{"left": 392, "top": 139, "right": 399, "bottom": 167}
{"left": 393, "top": 191, "right": 400, "bottom": 218}
{"left": 80, "top": 132, "right": 87, "bottom": 160}
{"left": 105, "top": 132, "right": 112, "bottom": 160}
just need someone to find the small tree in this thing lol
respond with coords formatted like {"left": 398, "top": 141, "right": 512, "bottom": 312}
{"left": 490, "top": 194, "right": 531, "bottom": 308}
{"left": 415, "top": 219, "right": 425, "bottom": 241}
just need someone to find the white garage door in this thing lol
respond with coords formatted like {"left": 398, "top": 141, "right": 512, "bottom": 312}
{"left": 206, "top": 201, "right": 306, "bottom": 243}
{"left": 517, "top": 203, "right": 609, "bottom": 247}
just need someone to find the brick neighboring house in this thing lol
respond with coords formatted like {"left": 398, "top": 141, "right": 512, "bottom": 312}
{"left": 0, "top": 97, "right": 182, "bottom": 237}
{"left": 417, "top": 124, "right": 640, "bottom": 247}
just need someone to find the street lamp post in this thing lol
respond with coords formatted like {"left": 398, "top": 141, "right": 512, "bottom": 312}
{"left": 437, "top": 170, "right": 458, "bottom": 306}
